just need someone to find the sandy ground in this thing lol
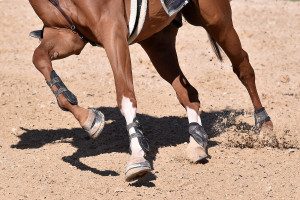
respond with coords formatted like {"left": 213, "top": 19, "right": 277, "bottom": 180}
{"left": 0, "top": 0, "right": 299, "bottom": 199}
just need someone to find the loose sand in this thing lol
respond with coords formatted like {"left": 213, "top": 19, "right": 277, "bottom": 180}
{"left": 0, "top": 0, "right": 299, "bottom": 199}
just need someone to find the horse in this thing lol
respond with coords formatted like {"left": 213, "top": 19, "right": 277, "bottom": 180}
{"left": 28, "top": 0, "right": 273, "bottom": 182}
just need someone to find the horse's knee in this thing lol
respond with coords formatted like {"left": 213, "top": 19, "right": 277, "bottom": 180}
{"left": 187, "top": 85, "right": 200, "bottom": 104}
{"left": 185, "top": 86, "right": 200, "bottom": 111}
{"left": 32, "top": 48, "right": 42, "bottom": 67}
{"left": 173, "top": 75, "right": 200, "bottom": 105}
{"left": 176, "top": 84, "right": 200, "bottom": 107}
{"left": 32, "top": 46, "right": 50, "bottom": 70}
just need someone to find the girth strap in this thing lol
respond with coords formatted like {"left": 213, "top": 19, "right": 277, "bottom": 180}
{"left": 129, "top": 0, "right": 142, "bottom": 38}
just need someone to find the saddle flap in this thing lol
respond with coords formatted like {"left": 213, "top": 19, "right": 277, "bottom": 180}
{"left": 29, "top": 30, "right": 43, "bottom": 39}
{"left": 161, "top": 0, "right": 190, "bottom": 16}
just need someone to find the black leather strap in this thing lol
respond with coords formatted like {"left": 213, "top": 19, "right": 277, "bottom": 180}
{"left": 46, "top": 70, "right": 78, "bottom": 111}
{"left": 127, "top": 120, "right": 140, "bottom": 132}
{"left": 54, "top": 88, "right": 68, "bottom": 98}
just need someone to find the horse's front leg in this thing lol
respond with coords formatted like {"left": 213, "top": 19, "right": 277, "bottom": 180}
{"left": 32, "top": 28, "right": 104, "bottom": 138}
{"left": 98, "top": 19, "right": 151, "bottom": 182}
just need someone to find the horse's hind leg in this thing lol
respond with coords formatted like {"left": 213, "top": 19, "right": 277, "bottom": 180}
{"left": 139, "top": 24, "right": 208, "bottom": 163}
{"left": 183, "top": 0, "right": 273, "bottom": 131}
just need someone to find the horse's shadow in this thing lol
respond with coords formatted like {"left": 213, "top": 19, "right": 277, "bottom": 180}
{"left": 11, "top": 107, "right": 254, "bottom": 186}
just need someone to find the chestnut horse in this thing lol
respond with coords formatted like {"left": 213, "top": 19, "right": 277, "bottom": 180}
{"left": 29, "top": 0, "right": 273, "bottom": 181}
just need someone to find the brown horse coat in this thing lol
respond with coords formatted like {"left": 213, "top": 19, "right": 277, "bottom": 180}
{"left": 29, "top": 0, "right": 274, "bottom": 181}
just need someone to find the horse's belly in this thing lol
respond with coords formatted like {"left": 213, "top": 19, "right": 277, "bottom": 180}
{"left": 134, "top": 0, "right": 176, "bottom": 42}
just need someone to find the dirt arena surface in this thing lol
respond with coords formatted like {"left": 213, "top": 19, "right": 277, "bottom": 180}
{"left": 0, "top": 0, "right": 299, "bottom": 199}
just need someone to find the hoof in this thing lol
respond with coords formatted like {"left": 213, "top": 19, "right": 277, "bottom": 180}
{"left": 261, "top": 120, "right": 274, "bottom": 131}
{"left": 82, "top": 109, "right": 105, "bottom": 139}
{"left": 258, "top": 120, "right": 278, "bottom": 147}
{"left": 185, "top": 137, "right": 208, "bottom": 163}
{"left": 125, "top": 157, "right": 151, "bottom": 182}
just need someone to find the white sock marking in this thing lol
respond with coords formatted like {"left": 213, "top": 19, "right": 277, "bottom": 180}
{"left": 186, "top": 106, "right": 202, "bottom": 125}
{"left": 186, "top": 106, "right": 203, "bottom": 144}
{"left": 121, "top": 96, "right": 144, "bottom": 157}
{"left": 121, "top": 96, "right": 136, "bottom": 127}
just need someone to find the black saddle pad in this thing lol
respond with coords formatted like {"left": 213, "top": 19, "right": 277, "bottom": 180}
{"left": 29, "top": 27, "right": 44, "bottom": 39}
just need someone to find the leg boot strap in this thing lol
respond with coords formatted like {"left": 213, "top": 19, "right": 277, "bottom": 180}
{"left": 254, "top": 107, "right": 271, "bottom": 128}
{"left": 46, "top": 70, "right": 78, "bottom": 111}
{"left": 189, "top": 122, "right": 208, "bottom": 149}
{"left": 127, "top": 118, "right": 150, "bottom": 154}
